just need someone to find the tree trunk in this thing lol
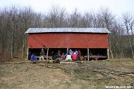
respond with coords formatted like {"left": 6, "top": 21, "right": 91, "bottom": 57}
{"left": 22, "top": 38, "right": 26, "bottom": 58}
{"left": 10, "top": 35, "right": 14, "bottom": 58}
{"left": 109, "top": 48, "right": 113, "bottom": 59}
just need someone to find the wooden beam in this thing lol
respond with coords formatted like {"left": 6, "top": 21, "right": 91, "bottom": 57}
{"left": 27, "top": 48, "right": 29, "bottom": 60}
{"left": 46, "top": 48, "right": 49, "bottom": 60}
{"left": 87, "top": 48, "right": 89, "bottom": 61}
{"left": 67, "top": 48, "right": 69, "bottom": 54}
{"left": 107, "top": 48, "right": 109, "bottom": 59}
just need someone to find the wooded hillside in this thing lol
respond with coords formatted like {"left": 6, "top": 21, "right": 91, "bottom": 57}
{"left": 0, "top": 6, "right": 134, "bottom": 61}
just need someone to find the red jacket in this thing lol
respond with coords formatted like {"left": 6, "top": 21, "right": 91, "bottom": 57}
{"left": 72, "top": 53, "right": 77, "bottom": 61}
{"left": 61, "top": 54, "right": 65, "bottom": 58}
{"left": 78, "top": 50, "right": 81, "bottom": 56}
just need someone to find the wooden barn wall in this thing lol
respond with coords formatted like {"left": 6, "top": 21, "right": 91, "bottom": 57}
{"left": 27, "top": 33, "right": 109, "bottom": 48}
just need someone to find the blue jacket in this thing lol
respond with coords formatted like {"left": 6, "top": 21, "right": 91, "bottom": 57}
{"left": 30, "top": 54, "right": 37, "bottom": 61}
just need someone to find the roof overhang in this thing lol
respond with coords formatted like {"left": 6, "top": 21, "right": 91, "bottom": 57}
{"left": 25, "top": 28, "right": 111, "bottom": 34}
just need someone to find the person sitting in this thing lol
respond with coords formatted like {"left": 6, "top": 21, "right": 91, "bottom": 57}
{"left": 30, "top": 53, "right": 37, "bottom": 64}
{"left": 61, "top": 53, "right": 65, "bottom": 60}
{"left": 57, "top": 50, "right": 61, "bottom": 58}
{"left": 78, "top": 50, "right": 82, "bottom": 60}
{"left": 69, "top": 49, "right": 73, "bottom": 56}
{"left": 72, "top": 52, "right": 77, "bottom": 61}
{"left": 39, "top": 48, "right": 45, "bottom": 60}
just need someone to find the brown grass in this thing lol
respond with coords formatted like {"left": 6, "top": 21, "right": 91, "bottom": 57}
{"left": 0, "top": 58, "right": 134, "bottom": 89}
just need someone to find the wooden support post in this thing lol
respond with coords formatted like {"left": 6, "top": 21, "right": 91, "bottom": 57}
{"left": 87, "top": 48, "right": 89, "bottom": 61}
{"left": 27, "top": 48, "right": 29, "bottom": 60}
{"left": 67, "top": 48, "right": 69, "bottom": 54}
{"left": 107, "top": 48, "right": 109, "bottom": 59}
{"left": 47, "top": 48, "right": 49, "bottom": 60}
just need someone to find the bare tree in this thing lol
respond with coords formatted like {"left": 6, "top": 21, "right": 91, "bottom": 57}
{"left": 44, "top": 6, "right": 67, "bottom": 27}
{"left": 67, "top": 9, "right": 82, "bottom": 27}
{"left": 122, "top": 13, "right": 134, "bottom": 58}
{"left": 0, "top": 6, "right": 37, "bottom": 60}
{"left": 96, "top": 7, "right": 115, "bottom": 59}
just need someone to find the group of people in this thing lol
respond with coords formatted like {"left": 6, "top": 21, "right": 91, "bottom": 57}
{"left": 59, "top": 49, "right": 82, "bottom": 61}
{"left": 30, "top": 48, "right": 82, "bottom": 63}
{"left": 30, "top": 48, "right": 45, "bottom": 63}
{"left": 68, "top": 49, "right": 81, "bottom": 61}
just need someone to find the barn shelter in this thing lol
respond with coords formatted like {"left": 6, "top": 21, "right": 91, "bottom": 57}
{"left": 25, "top": 28, "right": 110, "bottom": 61}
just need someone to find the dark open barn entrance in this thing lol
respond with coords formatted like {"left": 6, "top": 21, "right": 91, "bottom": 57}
{"left": 89, "top": 48, "right": 107, "bottom": 56}
{"left": 28, "top": 48, "right": 108, "bottom": 60}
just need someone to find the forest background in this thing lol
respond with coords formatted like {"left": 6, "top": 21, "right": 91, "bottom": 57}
{"left": 0, "top": 6, "right": 134, "bottom": 62}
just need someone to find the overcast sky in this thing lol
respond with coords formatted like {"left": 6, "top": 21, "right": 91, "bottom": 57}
{"left": 0, "top": 0, "right": 134, "bottom": 17}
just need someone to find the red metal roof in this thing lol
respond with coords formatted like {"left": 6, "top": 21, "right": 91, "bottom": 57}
{"left": 28, "top": 33, "right": 109, "bottom": 48}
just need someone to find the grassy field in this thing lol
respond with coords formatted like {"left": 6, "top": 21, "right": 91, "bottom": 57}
{"left": 0, "top": 58, "right": 134, "bottom": 89}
